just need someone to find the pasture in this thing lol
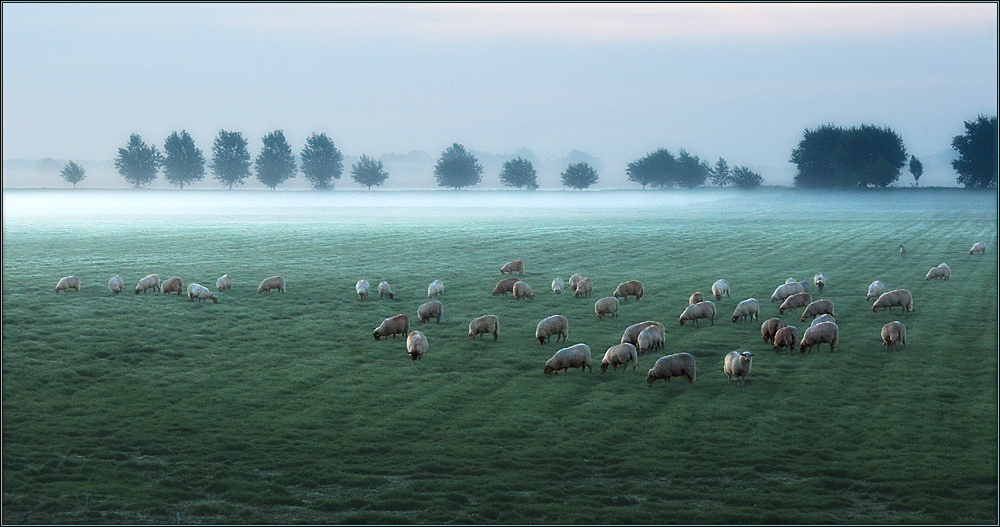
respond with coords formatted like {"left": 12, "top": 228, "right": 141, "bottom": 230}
{"left": 2, "top": 188, "right": 997, "bottom": 524}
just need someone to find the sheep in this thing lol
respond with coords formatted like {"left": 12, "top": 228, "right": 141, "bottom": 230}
{"left": 799, "top": 299, "right": 835, "bottom": 322}
{"left": 568, "top": 273, "right": 584, "bottom": 292}
{"left": 926, "top": 263, "right": 951, "bottom": 281}
{"left": 594, "top": 296, "right": 620, "bottom": 321}
{"left": 258, "top": 276, "right": 285, "bottom": 294}
{"left": 406, "top": 331, "right": 427, "bottom": 361}
{"left": 970, "top": 241, "right": 987, "bottom": 255}
{"left": 551, "top": 277, "right": 565, "bottom": 294}
{"left": 689, "top": 291, "right": 705, "bottom": 305}
{"left": 866, "top": 280, "right": 886, "bottom": 302}
{"left": 811, "top": 314, "right": 836, "bottom": 326}
{"left": 761, "top": 317, "right": 785, "bottom": 343}
{"left": 55, "top": 275, "right": 80, "bottom": 293}
{"left": 492, "top": 277, "right": 521, "bottom": 296}
{"left": 679, "top": 301, "right": 716, "bottom": 327}
{"left": 544, "top": 343, "right": 592, "bottom": 375}
{"left": 637, "top": 325, "right": 665, "bottom": 355}
{"left": 711, "top": 279, "right": 730, "bottom": 300}
{"left": 427, "top": 279, "right": 444, "bottom": 298}
{"left": 187, "top": 283, "right": 219, "bottom": 303}
{"left": 377, "top": 281, "right": 393, "bottom": 299}
{"left": 813, "top": 273, "right": 827, "bottom": 293}
{"left": 779, "top": 292, "right": 813, "bottom": 314}
{"left": 417, "top": 300, "right": 443, "bottom": 324}
{"left": 535, "top": 314, "right": 569, "bottom": 345}
{"left": 574, "top": 276, "right": 593, "bottom": 298}
{"left": 161, "top": 277, "right": 184, "bottom": 295}
{"left": 500, "top": 260, "right": 524, "bottom": 276}
{"left": 800, "top": 321, "right": 839, "bottom": 353}
{"left": 135, "top": 274, "right": 160, "bottom": 294}
{"left": 613, "top": 280, "right": 644, "bottom": 301}
{"left": 647, "top": 353, "right": 696, "bottom": 385}
{"left": 107, "top": 275, "right": 124, "bottom": 294}
{"left": 468, "top": 314, "right": 499, "bottom": 340}
{"left": 373, "top": 314, "right": 409, "bottom": 340}
{"left": 899, "top": 243, "right": 907, "bottom": 256}
{"left": 601, "top": 343, "right": 638, "bottom": 373}
{"left": 356, "top": 279, "right": 370, "bottom": 299}
{"left": 621, "top": 321, "right": 665, "bottom": 346}
{"left": 724, "top": 351, "right": 754, "bottom": 386}
{"left": 770, "top": 281, "right": 805, "bottom": 303}
{"left": 216, "top": 274, "right": 232, "bottom": 292}
{"left": 773, "top": 325, "right": 799, "bottom": 353}
{"left": 872, "top": 289, "right": 913, "bottom": 313}
{"left": 881, "top": 321, "right": 907, "bottom": 352}
{"left": 731, "top": 298, "right": 760, "bottom": 323}
{"left": 512, "top": 280, "right": 534, "bottom": 300}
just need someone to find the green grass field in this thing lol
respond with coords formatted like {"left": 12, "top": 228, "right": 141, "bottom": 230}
{"left": 2, "top": 188, "right": 997, "bottom": 524}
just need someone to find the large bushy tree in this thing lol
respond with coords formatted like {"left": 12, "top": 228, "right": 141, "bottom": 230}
{"left": 351, "top": 154, "right": 389, "bottom": 190}
{"left": 730, "top": 166, "right": 764, "bottom": 188}
{"left": 300, "top": 133, "right": 343, "bottom": 190}
{"left": 434, "top": 143, "right": 483, "bottom": 189}
{"left": 499, "top": 157, "right": 538, "bottom": 189}
{"left": 674, "top": 149, "right": 709, "bottom": 189}
{"left": 791, "top": 124, "right": 907, "bottom": 188}
{"left": 561, "top": 162, "right": 599, "bottom": 190}
{"left": 60, "top": 160, "right": 86, "bottom": 188}
{"left": 952, "top": 115, "right": 998, "bottom": 189}
{"left": 255, "top": 130, "right": 296, "bottom": 190}
{"left": 626, "top": 148, "right": 675, "bottom": 189}
{"left": 162, "top": 130, "right": 205, "bottom": 189}
{"left": 115, "top": 133, "right": 161, "bottom": 188}
{"left": 211, "top": 130, "right": 252, "bottom": 189}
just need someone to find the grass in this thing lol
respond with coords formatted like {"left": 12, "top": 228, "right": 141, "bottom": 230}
{"left": 2, "top": 188, "right": 997, "bottom": 524}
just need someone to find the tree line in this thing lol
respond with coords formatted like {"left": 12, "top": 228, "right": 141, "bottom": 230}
{"left": 58, "top": 116, "right": 997, "bottom": 190}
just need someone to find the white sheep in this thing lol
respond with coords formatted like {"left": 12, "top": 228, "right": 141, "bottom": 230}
{"left": 621, "top": 321, "right": 665, "bottom": 346}
{"left": 613, "top": 280, "right": 644, "bottom": 301}
{"left": 800, "top": 299, "right": 835, "bottom": 322}
{"left": 377, "top": 280, "right": 393, "bottom": 299}
{"left": 773, "top": 325, "right": 799, "bottom": 353}
{"left": 925, "top": 263, "right": 951, "bottom": 281}
{"left": 811, "top": 314, "right": 836, "bottom": 327}
{"left": 406, "top": 331, "right": 428, "bottom": 361}
{"left": 899, "top": 243, "right": 907, "bottom": 256}
{"left": 813, "top": 273, "right": 827, "bottom": 293}
{"left": 724, "top": 351, "right": 754, "bottom": 386}
{"left": 711, "top": 279, "right": 730, "bottom": 300}
{"left": 872, "top": 289, "right": 913, "bottom": 313}
{"left": 601, "top": 343, "right": 638, "bottom": 373}
{"left": 636, "top": 325, "right": 665, "bottom": 355}
{"left": 55, "top": 275, "right": 80, "bottom": 293}
{"left": 770, "top": 281, "right": 805, "bottom": 303}
{"left": 161, "top": 277, "right": 184, "bottom": 295}
{"left": 427, "top": 279, "right": 444, "bottom": 298}
{"left": 258, "top": 276, "right": 285, "bottom": 294}
{"left": 731, "top": 298, "right": 759, "bottom": 323}
{"left": 569, "top": 273, "right": 584, "bottom": 292}
{"left": 881, "top": 321, "right": 906, "bottom": 351}
{"left": 417, "top": 300, "right": 444, "bottom": 323}
{"left": 970, "top": 242, "right": 987, "bottom": 255}
{"left": 551, "top": 277, "right": 565, "bottom": 294}
{"left": 468, "top": 314, "right": 499, "bottom": 340}
{"left": 512, "top": 280, "right": 534, "bottom": 300}
{"left": 187, "top": 283, "right": 218, "bottom": 303}
{"left": 574, "top": 276, "right": 593, "bottom": 298}
{"left": 492, "top": 277, "right": 521, "bottom": 296}
{"left": 535, "top": 314, "right": 569, "bottom": 345}
{"left": 500, "top": 260, "right": 525, "bottom": 276}
{"left": 800, "top": 321, "right": 839, "bottom": 353}
{"left": 373, "top": 314, "right": 409, "bottom": 340}
{"left": 779, "top": 292, "right": 813, "bottom": 314}
{"left": 544, "top": 343, "right": 592, "bottom": 375}
{"left": 647, "top": 353, "right": 696, "bottom": 385}
{"left": 108, "top": 275, "right": 124, "bottom": 294}
{"left": 594, "top": 296, "right": 620, "bottom": 321}
{"left": 866, "top": 280, "right": 886, "bottom": 302}
{"left": 216, "top": 274, "right": 232, "bottom": 292}
{"left": 689, "top": 292, "right": 705, "bottom": 305}
{"left": 679, "top": 301, "right": 716, "bottom": 327}
{"left": 135, "top": 274, "right": 160, "bottom": 294}
{"left": 760, "top": 317, "right": 785, "bottom": 343}
{"left": 356, "top": 279, "right": 370, "bottom": 299}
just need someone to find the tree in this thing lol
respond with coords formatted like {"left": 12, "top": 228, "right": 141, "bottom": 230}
{"left": 162, "top": 130, "right": 205, "bottom": 189}
{"left": 561, "top": 162, "right": 599, "bottom": 190}
{"left": 255, "top": 130, "right": 296, "bottom": 190}
{"left": 674, "top": 149, "right": 709, "bottom": 188}
{"left": 908, "top": 155, "right": 923, "bottom": 187}
{"left": 211, "top": 130, "right": 252, "bottom": 189}
{"left": 60, "top": 160, "right": 86, "bottom": 188}
{"left": 434, "top": 143, "right": 483, "bottom": 189}
{"left": 351, "top": 154, "right": 389, "bottom": 190}
{"left": 791, "top": 124, "right": 907, "bottom": 188}
{"left": 115, "top": 133, "right": 161, "bottom": 188}
{"left": 790, "top": 124, "right": 842, "bottom": 188}
{"left": 710, "top": 158, "right": 731, "bottom": 186}
{"left": 626, "top": 149, "right": 675, "bottom": 189}
{"left": 952, "top": 115, "right": 998, "bottom": 189}
{"left": 730, "top": 166, "right": 764, "bottom": 189}
{"left": 300, "top": 133, "right": 343, "bottom": 190}
{"left": 499, "top": 157, "right": 538, "bottom": 189}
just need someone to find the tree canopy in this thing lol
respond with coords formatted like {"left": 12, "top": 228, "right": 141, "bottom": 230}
{"left": 791, "top": 124, "right": 907, "bottom": 188}
{"left": 210, "top": 130, "right": 252, "bottom": 189}
{"left": 674, "top": 149, "right": 710, "bottom": 189}
{"left": 626, "top": 148, "right": 675, "bottom": 189}
{"left": 255, "top": 130, "right": 297, "bottom": 190}
{"left": 60, "top": 160, "right": 86, "bottom": 188}
{"left": 300, "top": 133, "right": 344, "bottom": 190}
{"left": 115, "top": 134, "right": 161, "bottom": 188}
{"left": 730, "top": 166, "right": 764, "bottom": 189}
{"left": 710, "top": 158, "right": 731, "bottom": 186}
{"left": 561, "top": 162, "right": 599, "bottom": 190}
{"left": 499, "top": 157, "right": 538, "bottom": 189}
{"left": 434, "top": 143, "right": 483, "bottom": 189}
{"left": 162, "top": 130, "right": 205, "bottom": 189}
{"left": 351, "top": 154, "right": 389, "bottom": 190}
{"left": 952, "top": 115, "right": 998, "bottom": 189}
{"left": 908, "top": 155, "right": 923, "bottom": 187}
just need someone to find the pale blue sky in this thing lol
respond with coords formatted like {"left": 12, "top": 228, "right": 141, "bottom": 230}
{"left": 2, "top": 3, "right": 997, "bottom": 186}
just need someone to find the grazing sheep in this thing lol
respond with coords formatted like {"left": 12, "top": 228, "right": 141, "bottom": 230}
{"left": 800, "top": 321, "right": 839, "bottom": 353}
{"left": 468, "top": 314, "right": 500, "bottom": 340}
{"left": 594, "top": 296, "right": 620, "bottom": 321}
{"left": 679, "top": 301, "right": 716, "bottom": 327}
{"left": 621, "top": 321, "right": 665, "bottom": 346}
{"left": 134, "top": 274, "right": 160, "bottom": 294}
{"left": 187, "top": 283, "right": 218, "bottom": 303}
{"left": 544, "top": 343, "right": 592, "bottom": 375}
{"left": 813, "top": 273, "right": 827, "bottom": 293}
{"left": 872, "top": 289, "right": 913, "bottom": 313}
{"left": 800, "top": 299, "right": 835, "bottom": 322}
{"left": 711, "top": 279, "right": 730, "bottom": 300}
{"left": 773, "top": 325, "right": 799, "bottom": 353}
{"left": 731, "top": 298, "right": 760, "bottom": 323}
{"left": 881, "top": 321, "right": 907, "bottom": 351}
{"left": 779, "top": 292, "right": 813, "bottom": 314}
{"left": 569, "top": 273, "right": 584, "bottom": 292}
{"left": 535, "top": 314, "right": 569, "bottom": 345}
{"left": 970, "top": 241, "right": 987, "bottom": 255}
{"left": 406, "top": 331, "right": 428, "bottom": 361}
{"left": 770, "top": 281, "right": 805, "bottom": 303}
{"left": 647, "top": 353, "right": 696, "bottom": 385}
{"left": 926, "top": 263, "right": 951, "bottom": 281}
{"left": 601, "top": 343, "right": 638, "bottom": 373}
{"left": 258, "top": 276, "right": 286, "bottom": 294}
{"left": 55, "top": 275, "right": 80, "bottom": 293}
{"left": 637, "top": 325, "right": 665, "bottom": 355}
{"left": 724, "top": 351, "right": 754, "bottom": 386}
{"left": 551, "top": 277, "right": 565, "bottom": 294}
{"left": 513, "top": 280, "right": 534, "bottom": 300}
{"left": 373, "top": 314, "right": 410, "bottom": 340}
{"left": 613, "top": 280, "right": 644, "bottom": 301}
{"left": 417, "top": 300, "right": 444, "bottom": 323}
{"left": 427, "top": 279, "right": 445, "bottom": 298}
{"left": 500, "top": 260, "right": 525, "bottom": 276}
{"left": 811, "top": 314, "right": 836, "bottom": 327}
{"left": 899, "top": 243, "right": 907, "bottom": 256}
{"left": 356, "top": 279, "right": 370, "bottom": 299}
{"left": 866, "top": 280, "right": 886, "bottom": 302}
{"left": 161, "top": 277, "right": 184, "bottom": 295}
{"left": 377, "top": 281, "right": 393, "bottom": 299}
{"left": 574, "top": 277, "right": 593, "bottom": 298}
{"left": 216, "top": 274, "right": 232, "bottom": 292}
{"left": 760, "top": 317, "right": 786, "bottom": 343}
{"left": 108, "top": 275, "right": 124, "bottom": 294}
{"left": 689, "top": 291, "right": 705, "bottom": 305}
{"left": 492, "top": 277, "right": 521, "bottom": 296}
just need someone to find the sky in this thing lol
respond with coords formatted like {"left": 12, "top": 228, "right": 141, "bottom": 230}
{"left": 2, "top": 2, "right": 997, "bottom": 187}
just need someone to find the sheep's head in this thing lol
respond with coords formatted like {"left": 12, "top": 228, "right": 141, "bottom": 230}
{"left": 600, "top": 362, "right": 609, "bottom": 373}
{"left": 537, "top": 336, "right": 546, "bottom": 345}
{"left": 543, "top": 365, "right": 556, "bottom": 375}
{"left": 210, "top": 295, "right": 219, "bottom": 304}
{"left": 646, "top": 372, "right": 657, "bottom": 386}
{"left": 373, "top": 330, "right": 381, "bottom": 341}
